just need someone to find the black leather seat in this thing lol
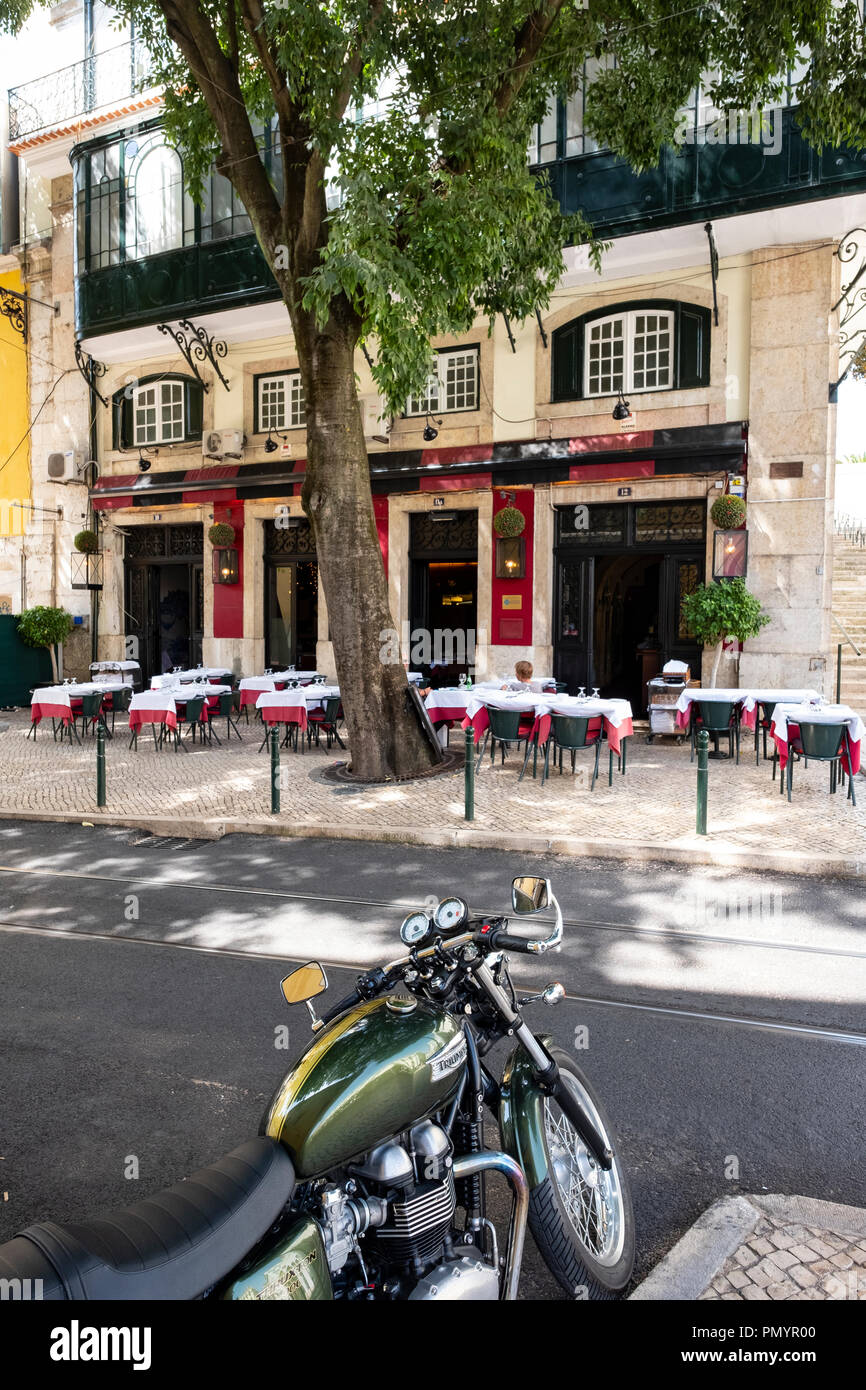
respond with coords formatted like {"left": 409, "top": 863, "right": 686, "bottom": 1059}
{"left": 0, "top": 1136, "right": 294, "bottom": 1300}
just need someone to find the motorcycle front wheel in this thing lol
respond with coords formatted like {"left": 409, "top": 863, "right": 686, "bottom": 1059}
{"left": 529, "top": 1049, "right": 635, "bottom": 1299}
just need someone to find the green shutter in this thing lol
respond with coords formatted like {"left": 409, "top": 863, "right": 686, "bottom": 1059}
{"left": 552, "top": 321, "right": 582, "bottom": 401}
{"left": 677, "top": 304, "right": 711, "bottom": 389}
{"left": 113, "top": 388, "right": 133, "bottom": 450}
{"left": 185, "top": 381, "right": 204, "bottom": 440}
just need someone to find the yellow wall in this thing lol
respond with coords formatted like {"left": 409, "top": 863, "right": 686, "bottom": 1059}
{"left": 0, "top": 267, "right": 30, "bottom": 540}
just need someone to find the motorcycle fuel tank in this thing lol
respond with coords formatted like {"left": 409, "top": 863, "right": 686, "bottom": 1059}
{"left": 263, "top": 996, "right": 466, "bottom": 1178}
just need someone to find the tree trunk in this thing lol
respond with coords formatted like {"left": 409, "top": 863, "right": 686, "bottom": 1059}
{"left": 709, "top": 641, "right": 724, "bottom": 688}
{"left": 50, "top": 643, "right": 59, "bottom": 685}
{"left": 294, "top": 305, "right": 442, "bottom": 781}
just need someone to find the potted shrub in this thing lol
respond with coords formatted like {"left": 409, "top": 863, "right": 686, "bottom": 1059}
{"left": 73, "top": 529, "right": 99, "bottom": 553}
{"left": 709, "top": 494, "right": 746, "bottom": 530}
{"left": 492, "top": 505, "right": 525, "bottom": 538}
{"left": 681, "top": 578, "right": 770, "bottom": 688}
{"left": 208, "top": 522, "right": 236, "bottom": 547}
{"left": 17, "top": 606, "right": 74, "bottom": 685}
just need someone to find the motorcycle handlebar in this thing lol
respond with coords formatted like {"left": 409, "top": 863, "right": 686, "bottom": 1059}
{"left": 319, "top": 987, "right": 363, "bottom": 1025}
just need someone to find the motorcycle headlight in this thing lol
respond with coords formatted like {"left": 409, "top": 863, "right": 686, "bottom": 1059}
{"left": 433, "top": 896, "right": 468, "bottom": 933}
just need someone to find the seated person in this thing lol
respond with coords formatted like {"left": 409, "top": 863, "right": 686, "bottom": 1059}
{"left": 403, "top": 657, "right": 431, "bottom": 699}
{"left": 502, "top": 660, "right": 533, "bottom": 691}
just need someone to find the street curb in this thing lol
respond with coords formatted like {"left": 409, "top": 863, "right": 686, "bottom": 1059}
{"left": 629, "top": 1197, "right": 761, "bottom": 1301}
{"left": 0, "top": 807, "right": 864, "bottom": 878}
{"left": 630, "top": 1193, "right": 866, "bottom": 1300}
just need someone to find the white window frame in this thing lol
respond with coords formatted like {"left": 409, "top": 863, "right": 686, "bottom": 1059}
{"left": 405, "top": 347, "right": 480, "bottom": 417}
{"left": 132, "top": 380, "right": 185, "bottom": 446}
{"left": 257, "top": 371, "right": 306, "bottom": 431}
{"left": 583, "top": 309, "right": 675, "bottom": 398}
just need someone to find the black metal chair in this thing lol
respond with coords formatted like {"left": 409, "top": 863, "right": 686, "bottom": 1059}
{"left": 76, "top": 690, "right": 112, "bottom": 741}
{"left": 782, "top": 721, "right": 856, "bottom": 805}
{"left": 690, "top": 700, "right": 739, "bottom": 763}
{"left": 308, "top": 696, "right": 345, "bottom": 750}
{"left": 215, "top": 690, "right": 242, "bottom": 741}
{"left": 109, "top": 684, "right": 133, "bottom": 734}
{"left": 475, "top": 707, "right": 531, "bottom": 773}
{"left": 176, "top": 695, "right": 207, "bottom": 749}
{"left": 541, "top": 714, "right": 602, "bottom": 789}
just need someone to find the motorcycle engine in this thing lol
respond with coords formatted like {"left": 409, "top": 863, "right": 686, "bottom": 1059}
{"left": 317, "top": 1120, "right": 500, "bottom": 1300}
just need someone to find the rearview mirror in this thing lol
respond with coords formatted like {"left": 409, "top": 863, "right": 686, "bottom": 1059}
{"left": 281, "top": 961, "right": 328, "bottom": 1005}
{"left": 512, "top": 876, "right": 550, "bottom": 914}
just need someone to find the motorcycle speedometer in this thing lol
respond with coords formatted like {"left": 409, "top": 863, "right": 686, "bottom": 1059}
{"left": 433, "top": 896, "right": 468, "bottom": 933}
{"left": 400, "top": 911, "right": 432, "bottom": 946}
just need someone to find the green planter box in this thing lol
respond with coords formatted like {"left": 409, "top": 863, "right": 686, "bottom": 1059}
{"left": 0, "top": 616, "right": 53, "bottom": 707}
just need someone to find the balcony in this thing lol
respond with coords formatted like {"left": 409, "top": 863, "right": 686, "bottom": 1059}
{"left": 535, "top": 108, "right": 866, "bottom": 240}
{"left": 8, "top": 41, "right": 151, "bottom": 143}
{"left": 75, "top": 233, "right": 280, "bottom": 339}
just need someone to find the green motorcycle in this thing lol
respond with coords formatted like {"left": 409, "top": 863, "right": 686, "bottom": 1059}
{"left": 0, "top": 876, "right": 634, "bottom": 1301}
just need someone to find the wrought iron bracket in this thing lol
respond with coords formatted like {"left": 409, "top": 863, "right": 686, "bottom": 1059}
{"left": 502, "top": 314, "right": 517, "bottom": 354}
{"left": 157, "top": 318, "right": 230, "bottom": 392}
{"left": 0, "top": 287, "right": 27, "bottom": 339}
{"left": 74, "top": 340, "right": 110, "bottom": 407}
{"left": 705, "top": 222, "right": 719, "bottom": 327}
{"left": 831, "top": 227, "right": 866, "bottom": 395}
{"left": 535, "top": 307, "right": 548, "bottom": 350}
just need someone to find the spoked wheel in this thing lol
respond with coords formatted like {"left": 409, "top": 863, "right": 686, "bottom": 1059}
{"left": 529, "top": 1050, "right": 635, "bottom": 1299}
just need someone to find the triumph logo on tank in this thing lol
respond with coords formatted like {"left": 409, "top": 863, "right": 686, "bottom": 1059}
{"left": 428, "top": 1032, "right": 467, "bottom": 1081}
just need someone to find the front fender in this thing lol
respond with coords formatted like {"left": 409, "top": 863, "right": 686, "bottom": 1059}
{"left": 497, "top": 1036, "right": 552, "bottom": 1190}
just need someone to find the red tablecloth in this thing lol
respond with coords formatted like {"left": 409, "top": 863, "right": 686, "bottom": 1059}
{"left": 257, "top": 700, "right": 308, "bottom": 733}
{"left": 770, "top": 718, "right": 861, "bottom": 777}
{"left": 30, "top": 700, "right": 73, "bottom": 727}
{"left": 129, "top": 708, "right": 177, "bottom": 732}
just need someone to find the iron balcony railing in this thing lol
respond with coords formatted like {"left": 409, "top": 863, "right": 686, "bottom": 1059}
{"left": 8, "top": 40, "right": 151, "bottom": 142}
{"left": 835, "top": 512, "right": 866, "bottom": 548}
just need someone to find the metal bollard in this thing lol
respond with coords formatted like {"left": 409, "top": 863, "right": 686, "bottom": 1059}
{"left": 837, "top": 642, "right": 842, "bottom": 704}
{"left": 270, "top": 726, "right": 280, "bottom": 814}
{"left": 96, "top": 722, "right": 106, "bottom": 808}
{"left": 696, "top": 728, "right": 709, "bottom": 835}
{"left": 464, "top": 726, "right": 475, "bottom": 822}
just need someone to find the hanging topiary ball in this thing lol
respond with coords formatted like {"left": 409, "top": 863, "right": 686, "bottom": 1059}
{"left": 73, "top": 529, "right": 99, "bottom": 553}
{"left": 493, "top": 505, "right": 526, "bottom": 538}
{"left": 208, "top": 522, "right": 236, "bottom": 547}
{"left": 710, "top": 494, "right": 746, "bottom": 530}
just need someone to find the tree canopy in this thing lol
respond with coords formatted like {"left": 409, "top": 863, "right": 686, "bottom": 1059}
{"left": 5, "top": 0, "right": 859, "bottom": 410}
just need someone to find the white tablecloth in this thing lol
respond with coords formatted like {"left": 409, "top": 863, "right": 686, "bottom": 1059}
{"left": 256, "top": 686, "right": 339, "bottom": 712}
{"left": 770, "top": 702, "right": 864, "bottom": 745}
{"left": 151, "top": 667, "right": 233, "bottom": 688}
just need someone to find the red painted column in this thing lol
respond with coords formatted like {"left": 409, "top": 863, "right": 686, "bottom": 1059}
{"left": 212, "top": 502, "right": 244, "bottom": 639}
{"left": 373, "top": 495, "right": 389, "bottom": 576}
{"left": 491, "top": 490, "right": 534, "bottom": 646}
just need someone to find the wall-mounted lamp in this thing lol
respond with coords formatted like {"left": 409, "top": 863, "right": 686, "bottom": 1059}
{"left": 137, "top": 449, "right": 152, "bottom": 472}
{"left": 495, "top": 536, "right": 526, "bottom": 579}
{"left": 612, "top": 392, "right": 631, "bottom": 422}
{"left": 713, "top": 529, "right": 748, "bottom": 579}
{"left": 422, "top": 412, "right": 443, "bottom": 442}
{"left": 212, "top": 547, "right": 239, "bottom": 584}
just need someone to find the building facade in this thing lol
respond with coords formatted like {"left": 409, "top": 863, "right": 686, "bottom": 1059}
{"left": 6, "top": 15, "right": 865, "bottom": 703}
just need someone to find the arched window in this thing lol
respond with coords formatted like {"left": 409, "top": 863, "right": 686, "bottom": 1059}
{"left": 130, "top": 142, "right": 184, "bottom": 258}
{"left": 551, "top": 300, "right": 711, "bottom": 402}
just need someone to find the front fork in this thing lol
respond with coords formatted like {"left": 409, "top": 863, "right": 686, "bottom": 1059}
{"left": 471, "top": 959, "right": 613, "bottom": 1173}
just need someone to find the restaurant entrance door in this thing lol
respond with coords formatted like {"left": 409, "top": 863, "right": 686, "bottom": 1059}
{"left": 409, "top": 510, "right": 478, "bottom": 684}
{"left": 124, "top": 523, "right": 204, "bottom": 682}
{"left": 553, "top": 501, "right": 705, "bottom": 706}
{"left": 264, "top": 519, "right": 319, "bottom": 669}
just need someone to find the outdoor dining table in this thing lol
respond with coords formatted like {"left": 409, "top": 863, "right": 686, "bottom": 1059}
{"left": 151, "top": 667, "right": 233, "bottom": 688}
{"left": 128, "top": 690, "right": 178, "bottom": 747}
{"left": 769, "top": 702, "right": 865, "bottom": 777}
{"left": 29, "top": 680, "right": 129, "bottom": 737}
{"left": 673, "top": 686, "right": 822, "bottom": 732}
{"left": 238, "top": 674, "right": 326, "bottom": 707}
{"left": 462, "top": 689, "right": 634, "bottom": 777}
{"left": 255, "top": 686, "right": 340, "bottom": 747}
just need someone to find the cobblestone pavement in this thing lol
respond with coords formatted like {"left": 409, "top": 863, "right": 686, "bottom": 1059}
{"left": 1, "top": 711, "right": 864, "bottom": 862}
{"left": 700, "top": 1213, "right": 866, "bottom": 1301}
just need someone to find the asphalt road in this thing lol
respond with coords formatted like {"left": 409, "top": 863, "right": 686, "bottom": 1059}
{"left": 0, "top": 821, "right": 864, "bottom": 1299}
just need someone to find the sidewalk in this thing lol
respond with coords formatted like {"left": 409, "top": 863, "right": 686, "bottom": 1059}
{"left": 631, "top": 1195, "right": 866, "bottom": 1300}
{"left": 1, "top": 712, "right": 864, "bottom": 876}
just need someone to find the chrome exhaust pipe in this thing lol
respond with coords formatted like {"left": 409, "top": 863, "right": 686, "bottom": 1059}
{"left": 451, "top": 1151, "right": 528, "bottom": 1301}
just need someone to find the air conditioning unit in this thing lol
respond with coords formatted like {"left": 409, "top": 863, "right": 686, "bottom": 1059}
{"left": 361, "top": 394, "right": 389, "bottom": 439}
{"left": 203, "top": 429, "right": 244, "bottom": 460}
{"left": 46, "top": 449, "right": 85, "bottom": 482}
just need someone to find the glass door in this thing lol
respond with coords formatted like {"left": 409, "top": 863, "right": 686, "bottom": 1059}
{"left": 553, "top": 554, "right": 593, "bottom": 692}
{"left": 267, "top": 563, "right": 295, "bottom": 669}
